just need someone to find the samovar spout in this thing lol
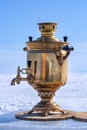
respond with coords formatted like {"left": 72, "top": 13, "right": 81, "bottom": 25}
{"left": 11, "top": 66, "right": 21, "bottom": 85}
{"left": 11, "top": 66, "right": 34, "bottom": 86}
{"left": 11, "top": 78, "right": 17, "bottom": 85}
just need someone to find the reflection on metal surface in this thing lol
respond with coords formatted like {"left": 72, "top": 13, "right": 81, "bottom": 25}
{"left": 11, "top": 22, "right": 74, "bottom": 120}
{"left": 42, "top": 53, "right": 46, "bottom": 81}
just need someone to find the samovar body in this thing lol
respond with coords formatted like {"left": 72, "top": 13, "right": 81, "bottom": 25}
{"left": 27, "top": 52, "right": 67, "bottom": 83}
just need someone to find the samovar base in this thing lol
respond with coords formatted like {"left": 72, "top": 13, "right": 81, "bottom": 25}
{"left": 15, "top": 101, "right": 74, "bottom": 121}
{"left": 15, "top": 110, "right": 73, "bottom": 121}
{"left": 16, "top": 82, "right": 74, "bottom": 121}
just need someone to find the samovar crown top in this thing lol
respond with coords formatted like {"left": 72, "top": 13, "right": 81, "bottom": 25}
{"left": 37, "top": 22, "right": 57, "bottom": 25}
{"left": 37, "top": 22, "right": 57, "bottom": 34}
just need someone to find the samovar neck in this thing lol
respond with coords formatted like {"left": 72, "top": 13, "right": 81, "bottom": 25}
{"left": 37, "top": 22, "right": 57, "bottom": 37}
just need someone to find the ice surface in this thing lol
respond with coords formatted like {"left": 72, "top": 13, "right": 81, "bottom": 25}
{"left": 0, "top": 73, "right": 87, "bottom": 130}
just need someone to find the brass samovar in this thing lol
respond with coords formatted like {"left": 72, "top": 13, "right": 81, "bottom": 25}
{"left": 11, "top": 22, "right": 74, "bottom": 120}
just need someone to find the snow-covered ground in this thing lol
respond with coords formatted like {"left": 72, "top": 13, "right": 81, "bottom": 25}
{"left": 0, "top": 73, "right": 87, "bottom": 130}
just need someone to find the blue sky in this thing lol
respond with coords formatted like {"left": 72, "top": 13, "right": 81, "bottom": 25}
{"left": 0, "top": 0, "right": 87, "bottom": 74}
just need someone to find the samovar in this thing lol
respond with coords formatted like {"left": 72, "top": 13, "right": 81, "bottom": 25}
{"left": 11, "top": 22, "right": 74, "bottom": 120}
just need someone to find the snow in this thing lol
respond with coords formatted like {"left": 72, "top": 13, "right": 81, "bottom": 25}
{"left": 0, "top": 73, "right": 87, "bottom": 130}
